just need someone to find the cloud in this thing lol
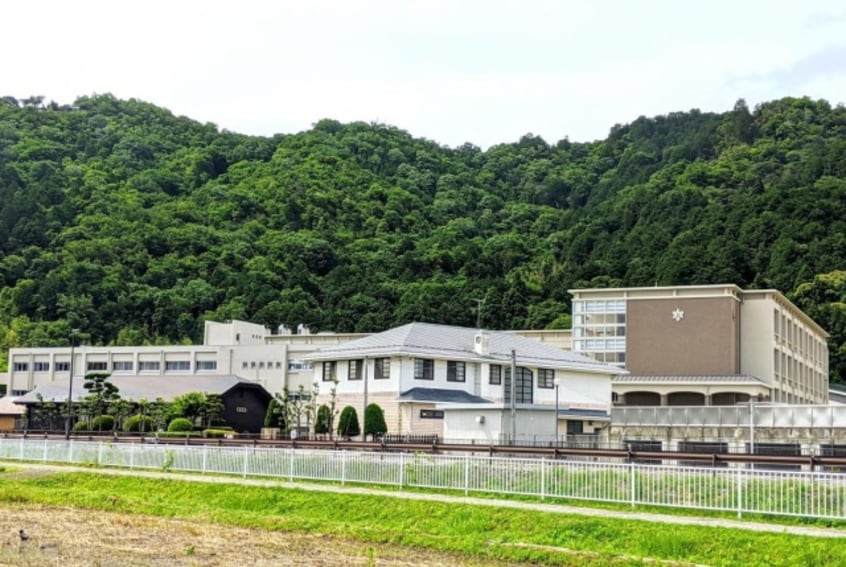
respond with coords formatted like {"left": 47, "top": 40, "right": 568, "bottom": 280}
{"left": 728, "top": 44, "right": 846, "bottom": 91}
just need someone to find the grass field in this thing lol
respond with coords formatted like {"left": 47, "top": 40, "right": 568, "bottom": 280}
{"left": 1, "top": 466, "right": 845, "bottom": 566}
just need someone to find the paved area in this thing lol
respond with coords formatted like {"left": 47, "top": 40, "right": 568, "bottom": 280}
{"left": 6, "top": 462, "right": 846, "bottom": 539}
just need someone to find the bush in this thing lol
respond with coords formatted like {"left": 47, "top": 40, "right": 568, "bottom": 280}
{"left": 124, "top": 414, "right": 156, "bottom": 433}
{"left": 315, "top": 404, "right": 332, "bottom": 434}
{"left": 72, "top": 421, "right": 89, "bottom": 432}
{"left": 156, "top": 431, "right": 202, "bottom": 438}
{"left": 90, "top": 415, "right": 115, "bottom": 431}
{"left": 167, "top": 417, "right": 194, "bottom": 432}
{"left": 364, "top": 403, "right": 387, "bottom": 439}
{"left": 203, "top": 428, "right": 233, "bottom": 438}
{"left": 337, "top": 406, "right": 360, "bottom": 438}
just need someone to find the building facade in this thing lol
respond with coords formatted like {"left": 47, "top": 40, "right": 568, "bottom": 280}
{"left": 569, "top": 285, "right": 830, "bottom": 405}
{"left": 303, "top": 322, "right": 619, "bottom": 443}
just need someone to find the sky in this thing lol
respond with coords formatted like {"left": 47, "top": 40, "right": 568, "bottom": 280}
{"left": 3, "top": 0, "right": 846, "bottom": 149}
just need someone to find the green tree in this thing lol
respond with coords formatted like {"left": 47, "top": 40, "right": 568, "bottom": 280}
{"left": 315, "top": 404, "right": 331, "bottom": 435}
{"left": 364, "top": 403, "right": 387, "bottom": 440}
{"left": 337, "top": 406, "right": 360, "bottom": 438}
{"left": 82, "top": 373, "right": 120, "bottom": 420}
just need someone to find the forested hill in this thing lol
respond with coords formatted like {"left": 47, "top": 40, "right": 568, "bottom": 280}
{"left": 1, "top": 94, "right": 845, "bottom": 382}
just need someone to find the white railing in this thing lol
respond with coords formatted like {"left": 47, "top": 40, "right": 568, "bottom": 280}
{"left": 2, "top": 438, "right": 845, "bottom": 520}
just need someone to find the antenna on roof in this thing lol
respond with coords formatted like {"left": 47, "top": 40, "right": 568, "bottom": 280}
{"left": 473, "top": 298, "right": 485, "bottom": 329}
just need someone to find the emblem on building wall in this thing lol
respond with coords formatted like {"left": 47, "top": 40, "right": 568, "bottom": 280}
{"left": 672, "top": 308, "right": 685, "bottom": 322}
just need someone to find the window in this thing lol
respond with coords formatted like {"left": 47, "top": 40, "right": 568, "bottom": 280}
{"left": 87, "top": 361, "right": 108, "bottom": 371}
{"left": 374, "top": 358, "right": 390, "bottom": 380}
{"left": 348, "top": 359, "right": 363, "bottom": 381}
{"left": 447, "top": 361, "right": 466, "bottom": 382}
{"left": 165, "top": 361, "right": 190, "bottom": 371}
{"left": 0, "top": 384, "right": 6, "bottom": 397}
{"left": 112, "top": 361, "right": 134, "bottom": 372}
{"left": 504, "top": 366, "right": 534, "bottom": 404}
{"left": 322, "top": 361, "right": 337, "bottom": 382}
{"left": 420, "top": 409, "right": 444, "bottom": 419}
{"left": 11, "top": 390, "right": 28, "bottom": 397}
{"left": 139, "top": 361, "right": 160, "bottom": 372}
{"left": 242, "top": 361, "right": 248, "bottom": 369}
{"left": 55, "top": 362, "right": 70, "bottom": 372}
{"left": 196, "top": 360, "right": 217, "bottom": 371}
{"left": 13, "top": 362, "right": 28, "bottom": 372}
{"left": 33, "top": 362, "right": 50, "bottom": 372}
{"left": 489, "top": 364, "right": 502, "bottom": 385}
{"left": 259, "top": 361, "right": 265, "bottom": 369}
{"left": 414, "top": 358, "right": 434, "bottom": 380}
{"left": 538, "top": 369, "right": 555, "bottom": 389}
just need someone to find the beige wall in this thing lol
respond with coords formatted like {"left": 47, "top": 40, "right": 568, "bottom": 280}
{"left": 627, "top": 297, "right": 740, "bottom": 375}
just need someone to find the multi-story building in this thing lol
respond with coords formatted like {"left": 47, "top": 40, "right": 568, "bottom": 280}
{"left": 569, "top": 284, "right": 830, "bottom": 405}
{"left": 304, "top": 322, "right": 620, "bottom": 443}
{"left": 2, "top": 320, "right": 365, "bottom": 398}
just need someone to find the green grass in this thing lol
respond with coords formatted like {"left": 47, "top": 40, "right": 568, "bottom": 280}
{"left": 0, "top": 470, "right": 844, "bottom": 566}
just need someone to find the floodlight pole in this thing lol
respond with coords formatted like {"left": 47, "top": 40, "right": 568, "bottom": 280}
{"left": 553, "top": 377, "right": 561, "bottom": 446}
{"left": 510, "top": 349, "right": 516, "bottom": 444}
{"left": 65, "top": 329, "right": 79, "bottom": 439}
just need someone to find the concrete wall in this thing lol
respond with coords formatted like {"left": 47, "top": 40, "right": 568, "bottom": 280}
{"left": 627, "top": 297, "right": 739, "bottom": 375}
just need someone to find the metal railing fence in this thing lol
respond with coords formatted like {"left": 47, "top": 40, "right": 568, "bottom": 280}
{"left": 2, "top": 437, "right": 845, "bottom": 521}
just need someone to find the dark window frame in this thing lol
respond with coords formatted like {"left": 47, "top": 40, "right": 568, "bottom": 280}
{"left": 414, "top": 358, "right": 434, "bottom": 380}
{"left": 348, "top": 359, "right": 363, "bottom": 381}
{"left": 374, "top": 358, "right": 390, "bottom": 380}
{"left": 489, "top": 364, "right": 502, "bottom": 385}
{"left": 322, "top": 361, "right": 337, "bottom": 382}
{"left": 420, "top": 409, "right": 444, "bottom": 419}
{"left": 537, "top": 368, "right": 555, "bottom": 389}
{"left": 447, "top": 361, "right": 466, "bottom": 382}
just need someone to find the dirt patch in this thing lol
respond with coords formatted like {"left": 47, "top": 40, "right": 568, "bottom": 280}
{"left": 0, "top": 504, "right": 516, "bottom": 566}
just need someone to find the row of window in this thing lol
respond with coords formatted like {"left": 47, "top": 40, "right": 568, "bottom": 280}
{"left": 322, "top": 358, "right": 392, "bottom": 381}
{"left": 13, "top": 361, "right": 217, "bottom": 372}
{"left": 241, "top": 361, "right": 286, "bottom": 370}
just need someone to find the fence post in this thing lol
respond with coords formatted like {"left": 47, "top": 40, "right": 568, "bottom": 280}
{"left": 540, "top": 458, "right": 546, "bottom": 500}
{"left": 736, "top": 467, "right": 743, "bottom": 518}
{"left": 98, "top": 442, "right": 103, "bottom": 466}
{"left": 398, "top": 452, "right": 405, "bottom": 488}
{"left": 629, "top": 461, "right": 636, "bottom": 509}
{"left": 464, "top": 454, "right": 470, "bottom": 496}
{"left": 288, "top": 447, "right": 294, "bottom": 482}
{"left": 202, "top": 445, "right": 208, "bottom": 475}
{"left": 129, "top": 442, "right": 134, "bottom": 470}
{"left": 341, "top": 450, "right": 347, "bottom": 486}
{"left": 243, "top": 445, "right": 249, "bottom": 478}
{"left": 18, "top": 437, "right": 24, "bottom": 461}
{"left": 43, "top": 438, "right": 48, "bottom": 463}
{"left": 68, "top": 439, "right": 73, "bottom": 464}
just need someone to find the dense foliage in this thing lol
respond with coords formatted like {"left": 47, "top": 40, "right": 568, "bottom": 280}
{"left": 1, "top": 95, "right": 845, "bottom": 381}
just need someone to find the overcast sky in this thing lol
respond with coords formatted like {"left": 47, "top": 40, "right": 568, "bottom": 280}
{"left": 3, "top": 0, "right": 846, "bottom": 149}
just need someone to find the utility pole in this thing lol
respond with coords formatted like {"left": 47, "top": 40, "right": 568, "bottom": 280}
{"left": 473, "top": 298, "right": 485, "bottom": 329}
{"left": 362, "top": 357, "right": 368, "bottom": 441}
{"left": 510, "top": 349, "right": 516, "bottom": 444}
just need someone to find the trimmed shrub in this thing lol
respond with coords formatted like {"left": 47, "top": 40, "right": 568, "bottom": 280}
{"left": 124, "top": 414, "right": 156, "bottom": 433}
{"left": 364, "top": 403, "right": 387, "bottom": 439}
{"left": 337, "top": 406, "right": 360, "bottom": 438}
{"left": 315, "top": 404, "right": 332, "bottom": 435}
{"left": 90, "top": 415, "right": 115, "bottom": 431}
{"left": 167, "top": 417, "right": 194, "bottom": 432}
{"left": 203, "top": 428, "right": 233, "bottom": 438}
{"left": 72, "top": 421, "right": 89, "bottom": 432}
{"left": 156, "top": 431, "right": 202, "bottom": 438}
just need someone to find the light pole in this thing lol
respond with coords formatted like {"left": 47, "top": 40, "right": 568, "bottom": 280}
{"left": 749, "top": 396, "right": 756, "bottom": 455}
{"left": 65, "top": 329, "right": 79, "bottom": 439}
{"left": 553, "top": 377, "right": 561, "bottom": 446}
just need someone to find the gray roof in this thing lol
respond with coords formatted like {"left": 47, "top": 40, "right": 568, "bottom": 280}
{"left": 398, "top": 387, "right": 490, "bottom": 404}
{"left": 13, "top": 374, "right": 268, "bottom": 405}
{"left": 612, "top": 374, "right": 764, "bottom": 384}
{"left": 303, "top": 322, "right": 619, "bottom": 374}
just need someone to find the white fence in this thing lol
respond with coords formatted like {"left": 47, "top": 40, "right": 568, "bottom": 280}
{"left": 2, "top": 438, "right": 845, "bottom": 520}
